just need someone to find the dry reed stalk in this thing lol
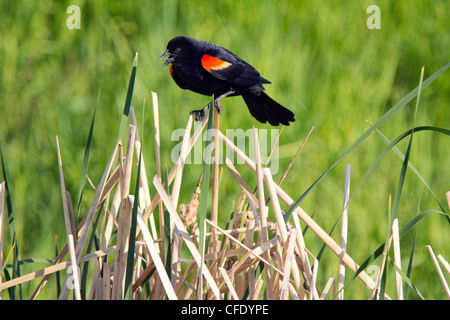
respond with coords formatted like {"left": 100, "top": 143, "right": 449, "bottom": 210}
{"left": 438, "top": 255, "right": 450, "bottom": 274}
{"left": 219, "top": 267, "right": 239, "bottom": 300}
{"left": 309, "top": 258, "right": 319, "bottom": 300}
{"left": 263, "top": 167, "right": 302, "bottom": 293}
{"left": 133, "top": 211, "right": 147, "bottom": 296}
{"left": 152, "top": 92, "right": 162, "bottom": 182}
{"left": 305, "top": 248, "right": 320, "bottom": 300}
{"left": 77, "top": 141, "right": 119, "bottom": 257}
{"left": 226, "top": 141, "right": 304, "bottom": 298}
{"left": 276, "top": 126, "right": 314, "bottom": 186}
{"left": 171, "top": 230, "right": 182, "bottom": 292}
{"left": 135, "top": 205, "right": 177, "bottom": 299}
{"left": 263, "top": 168, "right": 288, "bottom": 243}
{"left": 179, "top": 171, "right": 202, "bottom": 238}
{"left": 141, "top": 110, "right": 209, "bottom": 227}
{"left": 112, "top": 125, "right": 136, "bottom": 300}
{"left": 29, "top": 209, "right": 86, "bottom": 299}
{"left": 112, "top": 196, "right": 132, "bottom": 299}
{"left": 338, "top": 164, "right": 351, "bottom": 300}
{"left": 130, "top": 107, "right": 157, "bottom": 240}
{"left": 225, "top": 159, "right": 260, "bottom": 213}
{"left": 426, "top": 245, "right": 450, "bottom": 298}
{"left": 446, "top": 191, "right": 450, "bottom": 211}
{"left": 197, "top": 211, "right": 206, "bottom": 299}
{"left": 253, "top": 128, "right": 274, "bottom": 299}
{"left": 170, "top": 116, "right": 194, "bottom": 291}
{"left": 56, "top": 136, "right": 81, "bottom": 300}
{"left": 266, "top": 125, "right": 283, "bottom": 168}
{"left": 99, "top": 164, "right": 121, "bottom": 203}
{"left": 101, "top": 165, "right": 122, "bottom": 247}
{"left": 291, "top": 210, "right": 311, "bottom": 298}
{"left": 170, "top": 245, "right": 271, "bottom": 263}
{"left": 251, "top": 276, "right": 264, "bottom": 299}
{"left": 66, "top": 234, "right": 81, "bottom": 300}
{"left": 218, "top": 130, "right": 377, "bottom": 292}
{"left": 225, "top": 184, "right": 248, "bottom": 268}
{"left": 153, "top": 176, "right": 222, "bottom": 299}
{"left": 253, "top": 128, "right": 267, "bottom": 224}
{"left": 280, "top": 229, "right": 297, "bottom": 299}
{"left": 320, "top": 277, "right": 335, "bottom": 300}
{"left": 151, "top": 92, "right": 169, "bottom": 298}
{"left": 392, "top": 218, "right": 403, "bottom": 299}
{"left": 57, "top": 140, "right": 120, "bottom": 300}
{"left": 171, "top": 115, "right": 193, "bottom": 208}
{"left": 297, "top": 206, "right": 376, "bottom": 294}
{"left": 0, "top": 246, "right": 117, "bottom": 291}
{"left": 211, "top": 107, "right": 220, "bottom": 224}
{"left": 132, "top": 259, "right": 155, "bottom": 293}
{"left": 182, "top": 263, "right": 199, "bottom": 300}
{"left": 206, "top": 232, "right": 230, "bottom": 280}
{"left": 373, "top": 218, "right": 393, "bottom": 300}
{"left": 205, "top": 219, "right": 284, "bottom": 280}
{"left": 152, "top": 91, "right": 165, "bottom": 267}
{"left": 234, "top": 272, "right": 245, "bottom": 299}
{"left": 101, "top": 262, "right": 111, "bottom": 300}
{"left": 210, "top": 107, "right": 221, "bottom": 277}
{"left": 172, "top": 260, "right": 196, "bottom": 297}
{"left": 288, "top": 283, "right": 300, "bottom": 300}
{"left": 0, "top": 181, "right": 5, "bottom": 300}
{"left": 129, "top": 113, "right": 206, "bottom": 299}
{"left": 89, "top": 201, "right": 111, "bottom": 299}
{"left": 65, "top": 192, "right": 77, "bottom": 248}
{"left": 244, "top": 218, "right": 255, "bottom": 298}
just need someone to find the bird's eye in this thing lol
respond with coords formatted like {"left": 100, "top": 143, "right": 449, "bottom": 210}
{"left": 174, "top": 48, "right": 181, "bottom": 54}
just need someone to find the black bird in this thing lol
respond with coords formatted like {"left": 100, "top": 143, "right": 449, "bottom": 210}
{"left": 159, "top": 36, "right": 295, "bottom": 126}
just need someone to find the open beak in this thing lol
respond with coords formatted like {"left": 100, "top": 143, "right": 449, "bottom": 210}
{"left": 158, "top": 49, "right": 174, "bottom": 68}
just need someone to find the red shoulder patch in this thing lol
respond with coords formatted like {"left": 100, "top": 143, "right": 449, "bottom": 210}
{"left": 201, "top": 54, "right": 232, "bottom": 72}
{"left": 170, "top": 64, "right": 174, "bottom": 78}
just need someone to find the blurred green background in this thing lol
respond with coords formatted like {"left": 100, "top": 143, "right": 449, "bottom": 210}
{"left": 0, "top": 0, "right": 449, "bottom": 299}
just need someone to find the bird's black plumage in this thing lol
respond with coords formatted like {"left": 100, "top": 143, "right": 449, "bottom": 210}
{"left": 159, "top": 36, "right": 295, "bottom": 126}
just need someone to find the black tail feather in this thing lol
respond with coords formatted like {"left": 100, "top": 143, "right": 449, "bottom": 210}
{"left": 242, "top": 91, "right": 295, "bottom": 126}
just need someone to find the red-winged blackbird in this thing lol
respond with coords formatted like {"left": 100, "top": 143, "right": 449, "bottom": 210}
{"left": 158, "top": 36, "right": 295, "bottom": 126}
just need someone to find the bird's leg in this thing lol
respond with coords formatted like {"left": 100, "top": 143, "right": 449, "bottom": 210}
{"left": 213, "top": 90, "right": 235, "bottom": 115}
{"left": 190, "top": 90, "right": 235, "bottom": 121}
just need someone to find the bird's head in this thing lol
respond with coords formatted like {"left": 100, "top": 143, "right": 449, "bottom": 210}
{"left": 158, "top": 36, "right": 197, "bottom": 68}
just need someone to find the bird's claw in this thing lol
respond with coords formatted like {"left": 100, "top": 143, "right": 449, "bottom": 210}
{"left": 190, "top": 99, "right": 223, "bottom": 121}
{"left": 190, "top": 109, "right": 206, "bottom": 122}
{"left": 214, "top": 100, "right": 223, "bottom": 115}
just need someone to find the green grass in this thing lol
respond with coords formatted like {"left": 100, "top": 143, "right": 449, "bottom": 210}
{"left": 0, "top": 0, "right": 449, "bottom": 299}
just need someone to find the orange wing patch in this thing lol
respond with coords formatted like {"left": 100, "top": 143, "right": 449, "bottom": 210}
{"left": 201, "top": 54, "right": 232, "bottom": 72}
